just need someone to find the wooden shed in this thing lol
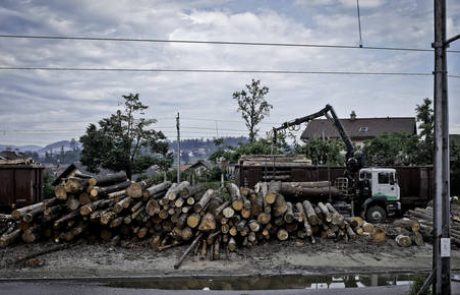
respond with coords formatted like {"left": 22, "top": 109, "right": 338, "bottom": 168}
{"left": 0, "top": 152, "right": 45, "bottom": 210}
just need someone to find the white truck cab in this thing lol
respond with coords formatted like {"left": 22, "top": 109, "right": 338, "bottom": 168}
{"left": 358, "top": 168, "right": 401, "bottom": 223}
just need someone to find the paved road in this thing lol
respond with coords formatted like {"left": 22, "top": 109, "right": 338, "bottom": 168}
{"left": 2, "top": 280, "right": 460, "bottom": 295}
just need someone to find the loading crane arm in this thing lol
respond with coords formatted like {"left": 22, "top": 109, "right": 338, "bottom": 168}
{"left": 272, "top": 104, "right": 360, "bottom": 177}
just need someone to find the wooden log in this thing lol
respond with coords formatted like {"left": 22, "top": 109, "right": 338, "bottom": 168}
{"left": 277, "top": 229, "right": 289, "bottom": 241}
{"left": 107, "top": 189, "right": 126, "bottom": 199}
{"left": 79, "top": 192, "right": 91, "bottom": 205}
{"left": 362, "top": 222, "right": 375, "bottom": 233}
{"left": 54, "top": 184, "right": 67, "bottom": 200}
{"left": 44, "top": 204, "right": 65, "bottom": 221}
{"left": 345, "top": 222, "right": 357, "bottom": 240}
{"left": 167, "top": 181, "right": 191, "bottom": 201}
{"left": 273, "top": 194, "right": 288, "bottom": 217}
{"left": 53, "top": 210, "right": 80, "bottom": 229}
{"left": 257, "top": 212, "right": 271, "bottom": 225}
{"left": 283, "top": 202, "right": 295, "bottom": 223}
{"left": 126, "top": 179, "right": 155, "bottom": 198}
{"left": 64, "top": 177, "right": 88, "bottom": 193}
{"left": 222, "top": 207, "right": 235, "bottom": 219}
{"left": 11, "top": 202, "right": 44, "bottom": 220}
{"left": 143, "top": 181, "right": 171, "bottom": 198}
{"left": 145, "top": 199, "right": 160, "bottom": 216}
{"left": 80, "top": 199, "right": 113, "bottom": 216}
{"left": 198, "top": 213, "right": 216, "bottom": 232}
{"left": 295, "top": 202, "right": 312, "bottom": 237}
{"left": 22, "top": 224, "right": 42, "bottom": 243}
{"left": 66, "top": 196, "right": 80, "bottom": 211}
{"left": 194, "top": 189, "right": 215, "bottom": 213}
{"left": 396, "top": 234, "right": 412, "bottom": 247}
{"left": 114, "top": 197, "right": 132, "bottom": 214}
{"left": 393, "top": 218, "right": 421, "bottom": 233}
{"left": 317, "top": 202, "right": 332, "bottom": 223}
{"left": 213, "top": 236, "right": 221, "bottom": 260}
{"left": 279, "top": 181, "right": 340, "bottom": 198}
{"left": 228, "top": 237, "right": 237, "bottom": 252}
{"left": 371, "top": 226, "right": 386, "bottom": 242}
{"left": 302, "top": 201, "right": 320, "bottom": 225}
{"left": 174, "top": 198, "right": 185, "bottom": 208}
{"left": 174, "top": 233, "right": 203, "bottom": 269}
{"left": 249, "top": 193, "right": 263, "bottom": 217}
{"left": 100, "top": 211, "right": 117, "bottom": 225}
{"left": 22, "top": 205, "right": 45, "bottom": 223}
{"left": 227, "top": 183, "right": 243, "bottom": 211}
{"left": 89, "top": 180, "right": 132, "bottom": 198}
{"left": 187, "top": 213, "right": 201, "bottom": 229}
{"left": 88, "top": 171, "right": 127, "bottom": 187}
{"left": 0, "top": 229, "right": 21, "bottom": 248}
{"left": 326, "top": 203, "right": 344, "bottom": 225}
{"left": 110, "top": 216, "right": 124, "bottom": 228}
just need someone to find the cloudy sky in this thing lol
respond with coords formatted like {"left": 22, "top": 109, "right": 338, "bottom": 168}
{"left": 0, "top": 0, "right": 459, "bottom": 146}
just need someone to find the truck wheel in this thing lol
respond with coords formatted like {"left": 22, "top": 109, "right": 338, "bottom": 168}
{"left": 366, "top": 205, "right": 386, "bottom": 223}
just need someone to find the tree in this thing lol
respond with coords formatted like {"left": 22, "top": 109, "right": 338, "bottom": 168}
{"left": 301, "top": 138, "right": 345, "bottom": 166}
{"left": 233, "top": 79, "right": 272, "bottom": 143}
{"left": 363, "top": 133, "right": 418, "bottom": 166}
{"left": 80, "top": 93, "right": 169, "bottom": 178}
{"left": 415, "top": 98, "right": 434, "bottom": 164}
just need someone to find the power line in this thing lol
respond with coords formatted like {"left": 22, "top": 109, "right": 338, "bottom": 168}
{"left": 0, "top": 66, "right": 436, "bottom": 76}
{"left": 1, "top": 34, "right": 459, "bottom": 53}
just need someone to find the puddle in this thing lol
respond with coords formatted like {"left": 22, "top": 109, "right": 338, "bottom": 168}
{"left": 106, "top": 273, "right": 420, "bottom": 290}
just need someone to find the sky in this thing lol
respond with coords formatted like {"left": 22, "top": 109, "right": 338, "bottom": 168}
{"left": 0, "top": 0, "right": 459, "bottom": 146}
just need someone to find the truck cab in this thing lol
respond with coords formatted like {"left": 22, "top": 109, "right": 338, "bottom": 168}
{"left": 358, "top": 168, "right": 401, "bottom": 223}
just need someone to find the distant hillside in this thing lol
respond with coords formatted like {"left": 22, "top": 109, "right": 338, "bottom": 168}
{"left": 38, "top": 139, "right": 81, "bottom": 156}
{"left": 0, "top": 144, "right": 42, "bottom": 152}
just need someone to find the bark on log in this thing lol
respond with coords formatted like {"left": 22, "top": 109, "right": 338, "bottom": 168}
{"left": 88, "top": 171, "right": 127, "bottom": 187}
{"left": 273, "top": 194, "right": 288, "bottom": 217}
{"left": 12, "top": 202, "right": 44, "bottom": 220}
{"left": 126, "top": 179, "right": 155, "bottom": 198}
{"left": 194, "top": 189, "right": 215, "bottom": 213}
{"left": 89, "top": 180, "right": 132, "bottom": 198}
{"left": 143, "top": 181, "right": 172, "bottom": 198}
{"left": 302, "top": 201, "right": 320, "bottom": 225}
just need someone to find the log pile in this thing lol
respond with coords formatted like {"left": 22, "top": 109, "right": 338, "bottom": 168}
{"left": 405, "top": 203, "right": 460, "bottom": 247}
{"left": 0, "top": 175, "right": 368, "bottom": 254}
{"left": 4, "top": 175, "right": 434, "bottom": 268}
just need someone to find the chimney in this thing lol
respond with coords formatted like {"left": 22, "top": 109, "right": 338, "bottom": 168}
{"left": 350, "top": 111, "right": 357, "bottom": 120}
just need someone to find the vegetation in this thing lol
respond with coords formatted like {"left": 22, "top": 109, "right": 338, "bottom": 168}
{"left": 79, "top": 93, "right": 171, "bottom": 179}
{"left": 363, "top": 133, "right": 418, "bottom": 166}
{"left": 300, "top": 138, "right": 345, "bottom": 166}
{"left": 233, "top": 79, "right": 272, "bottom": 143}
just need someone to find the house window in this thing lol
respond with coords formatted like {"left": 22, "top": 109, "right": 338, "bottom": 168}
{"left": 359, "top": 127, "right": 368, "bottom": 132}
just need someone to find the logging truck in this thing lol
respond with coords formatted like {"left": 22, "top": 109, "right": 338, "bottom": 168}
{"left": 271, "top": 104, "right": 402, "bottom": 223}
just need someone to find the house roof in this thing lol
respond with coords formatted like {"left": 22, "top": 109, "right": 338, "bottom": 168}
{"left": 188, "top": 160, "right": 211, "bottom": 170}
{"left": 300, "top": 117, "right": 416, "bottom": 141}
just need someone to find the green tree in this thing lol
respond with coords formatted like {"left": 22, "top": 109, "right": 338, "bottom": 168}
{"left": 80, "top": 93, "right": 168, "bottom": 178}
{"left": 301, "top": 138, "right": 345, "bottom": 166}
{"left": 233, "top": 79, "right": 272, "bottom": 143}
{"left": 415, "top": 98, "right": 434, "bottom": 164}
{"left": 363, "top": 133, "right": 418, "bottom": 166}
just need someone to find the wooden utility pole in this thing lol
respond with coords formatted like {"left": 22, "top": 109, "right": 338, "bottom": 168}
{"left": 176, "top": 112, "right": 181, "bottom": 183}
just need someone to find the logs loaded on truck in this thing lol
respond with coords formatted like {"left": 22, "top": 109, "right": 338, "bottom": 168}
{"left": 0, "top": 171, "right": 422, "bottom": 268}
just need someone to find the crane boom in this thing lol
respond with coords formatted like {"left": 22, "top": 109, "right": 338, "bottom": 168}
{"left": 273, "top": 104, "right": 358, "bottom": 177}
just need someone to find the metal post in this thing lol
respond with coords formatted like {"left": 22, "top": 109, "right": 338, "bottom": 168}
{"left": 176, "top": 112, "right": 181, "bottom": 183}
{"left": 433, "top": 0, "right": 450, "bottom": 293}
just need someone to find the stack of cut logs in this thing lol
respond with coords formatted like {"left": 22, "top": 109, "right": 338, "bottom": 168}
{"left": 405, "top": 203, "right": 460, "bottom": 247}
{"left": 0, "top": 175, "right": 392, "bottom": 265}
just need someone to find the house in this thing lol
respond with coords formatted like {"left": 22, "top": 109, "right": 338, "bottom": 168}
{"left": 184, "top": 160, "right": 211, "bottom": 177}
{"left": 0, "top": 151, "right": 44, "bottom": 210}
{"left": 300, "top": 111, "right": 416, "bottom": 147}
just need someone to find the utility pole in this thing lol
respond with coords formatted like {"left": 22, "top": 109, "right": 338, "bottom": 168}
{"left": 176, "top": 112, "right": 181, "bottom": 183}
{"left": 432, "top": 0, "right": 457, "bottom": 293}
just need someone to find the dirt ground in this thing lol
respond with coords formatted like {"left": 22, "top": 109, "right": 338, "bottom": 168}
{"left": 0, "top": 236, "right": 458, "bottom": 280}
